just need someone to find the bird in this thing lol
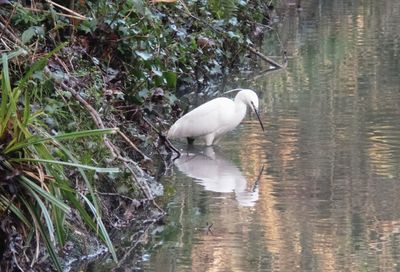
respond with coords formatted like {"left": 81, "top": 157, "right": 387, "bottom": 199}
{"left": 167, "top": 89, "right": 264, "bottom": 146}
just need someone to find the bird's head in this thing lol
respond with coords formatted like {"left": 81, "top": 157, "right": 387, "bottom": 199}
{"left": 235, "top": 89, "right": 259, "bottom": 110}
{"left": 235, "top": 89, "right": 264, "bottom": 131}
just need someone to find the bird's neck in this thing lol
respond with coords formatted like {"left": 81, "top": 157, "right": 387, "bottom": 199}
{"left": 234, "top": 100, "right": 247, "bottom": 124}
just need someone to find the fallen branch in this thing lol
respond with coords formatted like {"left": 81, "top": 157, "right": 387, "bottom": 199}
{"left": 142, "top": 117, "right": 181, "bottom": 158}
{"left": 44, "top": 66, "right": 118, "bottom": 158}
{"left": 244, "top": 66, "right": 285, "bottom": 82}
{"left": 246, "top": 45, "right": 284, "bottom": 69}
{"left": 117, "top": 130, "right": 151, "bottom": 162}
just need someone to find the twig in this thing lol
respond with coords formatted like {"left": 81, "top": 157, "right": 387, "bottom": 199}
{"left": 244, "top": 66, "right": 284, "bottom": 82}
{"left": 12, "top": 250, "right": 24, "bottom": 272}
{"left": 45, "top": 0, "right": 87, "bottom": 20}
{"left": 44, "top": 66, "right": 118, "bottom": 158}
{"left": 0, "top": 6, "right": 17, "bottom": 42}
{"left": 117, "top": 155, "right": 165, "bottom": 214}
{"left": 45, "top": 61, "right": 165, "bottom": 214}
{"left": 117, "top": 130, "right": 151, "bottom": 162}
{"left": 22, "top": 7, "right": 87, "bottom": 20}
{"left": 205, "top": 222, "right": 213, "bottom": 235}
{"left": 142, "top": 117, "right": 181, "bottom": 158}
{"left": 96, "top": 191, "right": 138, "bottom": 203}
{"left": 251, "top": 164, "right": 265, "bottom": 192}
{"left": 113, "top": 213, "right": 164, "bottom": 271}
{"left": 123, "top": 160, "right": 151, "bottom": 199}
{"left": 0, "top": 22, "right": 28, "bottom": 50}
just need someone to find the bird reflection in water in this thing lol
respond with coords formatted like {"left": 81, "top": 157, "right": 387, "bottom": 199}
{"left": 174, "top": 146, "right": 261, "bottom": 207}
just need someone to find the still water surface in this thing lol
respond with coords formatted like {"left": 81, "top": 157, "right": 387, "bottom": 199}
{"left": 144, "top": 1, "right": 400, "bottom": 271}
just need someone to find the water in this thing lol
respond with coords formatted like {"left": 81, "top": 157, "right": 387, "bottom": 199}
{"left": 143, "top": 1, "right": 400, "bottom": 271}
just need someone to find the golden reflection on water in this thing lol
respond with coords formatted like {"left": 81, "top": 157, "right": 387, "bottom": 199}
{"left": 144, "top": 1, "right": 400, "bottom": 271}
{"left": 367, "top": 125, "right": 400, "bottom": 178}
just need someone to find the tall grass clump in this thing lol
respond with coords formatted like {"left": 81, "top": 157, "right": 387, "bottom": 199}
{"left": 0, "top": 52, "right": 118, "bottom": 271}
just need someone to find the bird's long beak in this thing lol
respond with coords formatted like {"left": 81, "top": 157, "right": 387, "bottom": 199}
{"left": 251, "top": 102, "right": 265, "bottom": 131}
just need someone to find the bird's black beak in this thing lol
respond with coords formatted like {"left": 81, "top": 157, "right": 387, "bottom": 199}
{"left": 251, "top": 102, "right": 265, "bottom": 131}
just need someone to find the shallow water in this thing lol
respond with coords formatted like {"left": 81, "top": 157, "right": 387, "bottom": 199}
{"left": 143, "top": 1, "right": 400, "bottom": 271}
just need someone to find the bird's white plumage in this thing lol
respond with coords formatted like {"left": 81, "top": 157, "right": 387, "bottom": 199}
{"left": 167, "top": 89, "right": 263, "bottom": 146}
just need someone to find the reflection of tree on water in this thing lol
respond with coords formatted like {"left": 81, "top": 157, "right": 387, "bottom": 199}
{"left": 174, "top": 146, "right": 260, "bottom": 207}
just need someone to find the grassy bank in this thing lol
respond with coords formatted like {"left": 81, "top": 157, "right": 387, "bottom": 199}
{"left": 0, "top": 0, "right": 279, "bottom": 270}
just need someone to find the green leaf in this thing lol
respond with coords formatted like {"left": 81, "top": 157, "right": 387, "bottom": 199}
{"left": 163, "top": 71, "right": 177, "bottom": 89}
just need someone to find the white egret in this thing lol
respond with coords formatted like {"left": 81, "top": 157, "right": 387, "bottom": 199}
{"left": 167, "top": 89, "right": 264, "bottom": 146}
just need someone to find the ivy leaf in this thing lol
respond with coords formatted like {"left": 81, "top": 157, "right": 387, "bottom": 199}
{"left": 78, "top": 18, "right": 97, "bottom": 33}
{"left": 166, "top": 93, "right": 178, "bottom": 104}
{"left": 135, "top": 51, "right": 152, "bottom": 61}
{"left": 210, "top": 65, "right": 222, "bottom": 75}
{"left": 138, "top": 89, "right": 150, "bottom": 98}
{"left": 227, "top": 31, "right": 240, "bottom": 39}
{"left": 229, "top": 17, "right": 238, "bottom": 26}
{"left": 130, "top": 0, "right": 145, "bottom": 15}
{"left": 22, "top": 26, "right": 44, "bottom": 44}
{"left": 163, "top": 71, "right": 177, "bottom": 89}
{"left": 151, "top": 66, "right": 163, "bottom": 77}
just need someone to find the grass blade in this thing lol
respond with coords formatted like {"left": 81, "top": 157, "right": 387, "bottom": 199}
{"left": 21, "top": 197, "right": 63, "bottom": 272}
{"left": 80, "top": 193, "right": 118, "bottom": 263}
{"left": 19, "top": 43, "right": 66, "bottom": 87}
{"left": 13, "top": 158, "right": 120, "bottom": 173}
{"left": 19, "top": 176, "right": 71, "bottom": 213}
{"left": 5, "top": 128, "right": 118, "bottom": 154}
{"left": 28, "top": 189, "right": 56, "bottom": 244}
{"left": 0, "top": 54, "right": 11, "bottom": 135}
{"left": 0, "top": 195, "right": 32, "bottom": 227}
{"left": 0, "top": 49, "right": 28, "bottom": 64}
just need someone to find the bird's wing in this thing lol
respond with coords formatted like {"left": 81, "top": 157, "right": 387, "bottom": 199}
{"left": 168, "top": 97, "right": 235, "bottom": 139}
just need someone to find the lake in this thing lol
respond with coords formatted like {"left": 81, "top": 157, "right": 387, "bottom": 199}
{"left": 144, "top": 1, "right": 400, "bottom": 271}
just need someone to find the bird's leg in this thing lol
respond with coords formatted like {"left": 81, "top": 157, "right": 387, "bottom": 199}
{"left": 204, "top": 134, "right": 215, "bottom": 146}
{"left": 187, "top": 137, "right": 195, "bottom": 145}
